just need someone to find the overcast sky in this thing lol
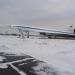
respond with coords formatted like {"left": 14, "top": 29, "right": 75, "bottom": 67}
{"left": 0, "top": 0, "right": 75, "bottom": 27}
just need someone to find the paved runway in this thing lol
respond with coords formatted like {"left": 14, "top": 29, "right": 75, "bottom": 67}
{"left": 0, "top": 52, "right": 58, "bottom": 75}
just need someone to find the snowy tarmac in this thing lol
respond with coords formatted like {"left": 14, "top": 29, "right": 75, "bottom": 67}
{"left": 0, "top": 35, "right": 75, "bottom": 75}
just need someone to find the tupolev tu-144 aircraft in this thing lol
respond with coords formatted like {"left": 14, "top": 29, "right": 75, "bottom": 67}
{"left": 13, "top": 25, "right": 75, "bottom": 39}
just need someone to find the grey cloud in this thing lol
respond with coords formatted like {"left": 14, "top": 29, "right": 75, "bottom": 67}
{"left": 0, "top": 0, "right": 75, "bottom": 26}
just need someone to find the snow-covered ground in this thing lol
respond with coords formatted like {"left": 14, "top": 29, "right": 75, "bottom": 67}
{"left": 0, "top": 35, "right": 75, "bottom": 75}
